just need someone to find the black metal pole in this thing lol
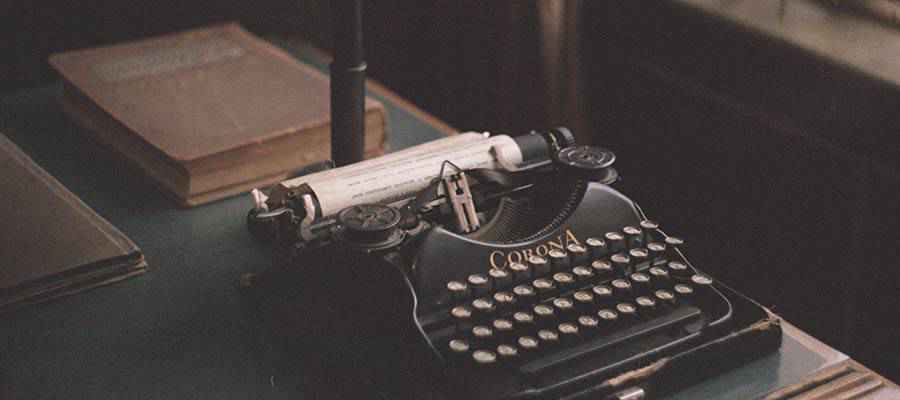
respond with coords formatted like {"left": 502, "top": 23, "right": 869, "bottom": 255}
{"left": 330, "top": 0, "right": 366, "bottom": 166}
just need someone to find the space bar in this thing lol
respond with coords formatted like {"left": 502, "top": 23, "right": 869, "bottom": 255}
{"left": 519, "top": 305, "right": 702, "bottom": 376}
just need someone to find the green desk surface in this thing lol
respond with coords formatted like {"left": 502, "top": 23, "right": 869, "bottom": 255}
{"left": 0, "top": 41, "right": 847, "bottom": 399}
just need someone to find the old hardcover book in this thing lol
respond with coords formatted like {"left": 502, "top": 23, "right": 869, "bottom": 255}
{"left": 0, "top": 133, "right": 146, "bottom": 313}
{"left": 49, "top": 23, "right": 388, "bottom": 206}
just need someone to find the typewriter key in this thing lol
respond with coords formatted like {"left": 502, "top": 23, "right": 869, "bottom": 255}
{"left": 664, "top": 236, "right": 685, "bottom": 247}
{"left": 604, "top": 232, "right": 626, "bottom": 253}
{"left": 492, "top": 319, "right": 515, "bottom": 341}
{"left": 654, "top": 289, "right": 677, "bottom": 306}
{"left": 508, "top": 261, "right": 531, "bottom": 281}
{"left": 640, "top": 219, "right": 660, "bottom": 233}
{"left": 448, "top": 339, "right": 470, "bottom": 362}
{"left": 674, "top": 284, "right": 694, "bottom": 298}
{"left": 493, "top": 291, "right": 517, "bottom": 312}
{"left": 447, "top": 280, "right": 469, "bottom": 302}
{"left": 567, "top": 243, "right": 589, "bottom": 266}
{"left": 512, "top": 311, "right": 536, "bottom": 328}
{"left": 537, "top": 329, "right": 560, "bottom": 346}
{"left": 472, "top": 350, "right": 497, "bottom": 365}
{"left": 528, "top": 255, "right": 550, "bottom": 276}
{"left": 667, "top": 261, "right": 691, "bottom": 278}
{"left": 592, "top": 284, "right": 614, "bottom": 302}
{"left": 548, "top": 249, "right": 570, "bottom": 272}
{"left": 532, "top": 278, "right": 556, "bottom": 296}
{"left": 611, "top": 253, "right": 632, "bottom": 274}
{"left": 472, "top": 325, "right": 495, "bottom": 346}
{"left": 648, "top": 266, "right": 670, "bottom": 285}
{"left": 647, "top": 242, "right": 667, "bottom": 263}
{"left": 577, "top": 315, "right": 600, "bottom": 335}
{"left": 468, "top": 274, "right": 492, "bottom": 296}
{"left": 623, "top": 226, "right": 643, "bottom": 248}
{"left": 628, "top": 248, "right": 650, "bottom": 270}
{"left": 552, "top": 297, "right": 575, "bottom": 316}
{"left": 472, "top": 298, "right": 496, "bottom": 319}
{"left": 513, "top": 284, "right": 537, "bottom": 305}
{"left": 496, "top": 344, "right": 519, "bottom": 360}
{"left": 552, "top": 272, "right": 576, "bottom": 291}
{"left": 489, "top": 268, "right": 513, "bottom": 289}
{"left": 573, "top": 290, "right": 595, "bottom": 310}
{"left": 451, "top": 306, "right": 474, "bottom": 333}
{"left": 518, "top": 336, "right": 540, "bottom": 353}
{"left": 591, "top": 259, "right": 614, "bottom": 276}
{"left": 585, "top": 237, "right": 609, "bottom": 259}
{"left": 572, "top": 266, "right": 595, "bottom": 282}
{"left": 558, "top": 323, "right": 580, "bottom": 344}
{"left": 635, "top": 296, "right": 658, "bottom": 314}
{"left": 629, "top": 272, "right": 652, "bottom": 293}
{"left": 616, "top": 302, "right": 638, "bottom": 319}
{"left": 597, "top": 309, "right": 619, "bottom": 323}
{"left": 533, "top": 304, "right": 556, "bottom": 327}
{"left": 691, "top": 274, "right": 714, "bottom": 286}
{"left": 611, "top": 279, "right": 633, "bottom": 297}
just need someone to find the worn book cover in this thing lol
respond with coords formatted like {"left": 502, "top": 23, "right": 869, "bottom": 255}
{"left": 0, "top": 133, "right": 146, "bottom": 313}
{"left": 49, "top": 23, "right": 388, "bottom": 206}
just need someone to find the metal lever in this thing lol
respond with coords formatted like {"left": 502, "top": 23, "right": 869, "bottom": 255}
{"left": 442, "top": 172, "right": 480, "bottom": 233}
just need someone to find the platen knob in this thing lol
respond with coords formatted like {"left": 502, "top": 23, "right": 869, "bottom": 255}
{"left": 555, "top": 145, "right": 618, "bottom": 183}
{"left": 337, "top": 203, "right": 404, "bottom": 249}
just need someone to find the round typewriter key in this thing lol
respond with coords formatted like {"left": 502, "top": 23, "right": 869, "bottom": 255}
{"left": 468, "top": 273, "right": 491, "bottom": 296}
{"left": 533, "top": 304, "right": 556, "bottom": 326}
{"left": 552, "top": 272, "right": 575, "bottom": 291}
{"left": 493, "top": 291, "right": 517, "bottom": 312}
{"left": 513, "top": 311, "right": 535, "bottom": 328}
{"left": 573, "top": 290, "right": 595, "bottom": 309}
{"left": 674, "top": 284, "right": 694, "bottom": 297}
{"left": 567, "top": 243, "right": 589, "bottom": 265}
{"left": 611, "top": 279, "right": 632, "bottom": 296}
{"left": 648, "top": 266, "right": 670, "bottom": 284}
{"left": 597, "top": 308, "right": 619, "bottom": 323}
{"left": 647, "top": 242, "right": 667, "bottom": 263}
{"left": 472, "top": 298, "right": 496, "bottom": 319}
{"left": 667, "top": 261, "right": 691, "bottom": 278}
{"left": 604, "top": 232, "right": 626, "bottom": 253}
{"left": 655, "top": 289, "right": 677, "bottom": 306}
{"left": 664, "top": 236, "right": 685, "bottom": 247}
{"left": 639, "top": 219, "right": 660, "bottom": 232}
{"left": 592, "top": 284, "right": 614, "bottom": 302}
{"left": 623, "top": 226, "right": 643, "bottom": 248}
{"left": 448, "top": 339, "right": 470, "bottom": 362}
{"left": 611, "top": 253, "right": 632, "bottom": 274}
{"left": 528, "top": 255, "right": 550, "bottom": 276}
{"left": 558, "top": 323, "right": 580, "bottom": 344}
{"left": 489, "top": 268, "right": 513, "bottom": 289}
{"left": 472, "top": 325, "right": 495, "bottom": 346}
{"left": 472, "top": 349, "right": 497, "bottom": 365}
{"left": 577, "top": 315, "right": 600, "bottom": 335}
{"left": 492, "top": 318, "right": 515, "bottom": 340}
{"left": 591, "top": 259, "right": 614, "bottom": 276}
{"left": 629, "top": 272, "right": 652, "bottom": 293}
{"left": 537, "top": 329, "right": 560, "bottom": 346}
{"left": 572, "top": 265, "right": 595, "bottom": 282}
{"left": 447, "top": 280, "right": 469, "bottom": 302}
{"left": 616, "top": 302, "right": 638, "bottom": 319}
{"left": 691, "top": 274, "right": 714, "bottom": 286}
{"left": 518, "top": 336, "right": 540, "bottom": 353}
{"left": 629, "top": 248, "right": 650, "bottom": 270}
{"left": 552, "top": 297, "right": 575, "bottom": 316}
{"left": 548, "top": 249, "right": 570, "bottom": 272}
{"left": 635, "top": 296, "right": 657, "bottom": 314}
{"left": 513, "top": 284, "right": 537, "bottom": 305}
{"left": 509, "top": 261, "right": 531, "bottom": 281}
{"left": 532, "top": 278, "right": 556, "bottom": 295}
{"left": 496, "top": 344, "right": 519, "bottom": 360}
{"left": 585, "top": 237, "right": 609, "bottom": 259}
{"left": 451, "top": 306, "right": 474, "bottom": 333}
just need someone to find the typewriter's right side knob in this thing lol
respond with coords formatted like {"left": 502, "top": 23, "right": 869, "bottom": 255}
{"left": 556, "top": 145, "right": 618, "bottom": 184}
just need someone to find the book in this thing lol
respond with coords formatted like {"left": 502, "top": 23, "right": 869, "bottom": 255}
{"left": 0, "top": 133, "right": 147, "bottom": 313}
{"left": 49, "top": 23, "right": 388, "bottom": 206}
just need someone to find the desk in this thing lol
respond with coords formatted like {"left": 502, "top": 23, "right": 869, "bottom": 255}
{"left": 0, "top": 40, "right": 890, "bottom": 399}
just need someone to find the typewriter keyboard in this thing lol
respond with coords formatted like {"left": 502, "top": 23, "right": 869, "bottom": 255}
{"left": 423, "top": 221, "right": 727, "bottom": 374}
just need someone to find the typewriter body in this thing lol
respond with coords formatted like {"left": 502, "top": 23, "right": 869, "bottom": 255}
{"left": 245, "top": 128, "right": 781, "bottom": 399}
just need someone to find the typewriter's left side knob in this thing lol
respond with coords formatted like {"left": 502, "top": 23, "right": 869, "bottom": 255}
{"left": 336, "top": 203, "right": 405, "bottom": 250}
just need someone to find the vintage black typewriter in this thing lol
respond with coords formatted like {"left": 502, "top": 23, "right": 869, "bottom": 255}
{"left": 244, "top": 127, "right": 782, "bottom": 400}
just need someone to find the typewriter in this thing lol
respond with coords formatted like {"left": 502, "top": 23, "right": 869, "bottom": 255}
{"left": 244, "top": 128, "right": 781, "bottom": 400}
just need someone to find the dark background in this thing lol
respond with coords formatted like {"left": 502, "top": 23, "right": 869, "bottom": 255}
{"left": 3, "top": 0, "right": 898, "bottom": 382}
